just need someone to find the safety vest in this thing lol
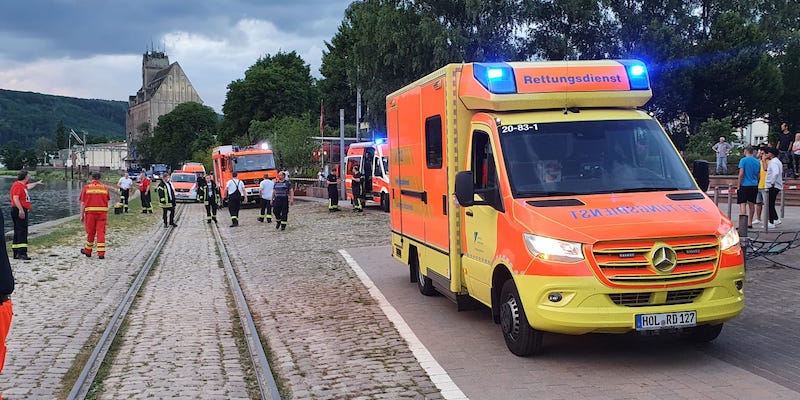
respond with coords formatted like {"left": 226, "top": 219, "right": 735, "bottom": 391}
{"left": 80, "top": 180, "right": 110, "bottom": 212}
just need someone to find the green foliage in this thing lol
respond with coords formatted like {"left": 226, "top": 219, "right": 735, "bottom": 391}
{"left": 55, "top": 120, "right": 67, "bottom": 149}
{"left": 249, "top": 114, "right": 319, "bottom": 171}
{"left": 0, "top": 140, "right": 39, "bottom": 169}
{"left": 0, "top": 89, "right": 125, "bottom": 148}
{"left": 686, "top": 117, "right": 737, "bottom": 157}
{"left": 137, "top": 102, "right": 218, "bottom": 169}
{"left": 221, "top": 51, "right": 316, "bottom": 144}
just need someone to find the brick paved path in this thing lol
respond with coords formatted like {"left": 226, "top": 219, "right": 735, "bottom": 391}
{"left": 98, "top": 205, "right": 250, "bottom": 399}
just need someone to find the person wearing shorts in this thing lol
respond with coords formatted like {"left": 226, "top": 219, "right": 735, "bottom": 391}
{"left": 736, "top": 146, "right": 760, "bottom": 228}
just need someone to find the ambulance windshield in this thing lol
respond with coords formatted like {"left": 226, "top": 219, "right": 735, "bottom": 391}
{"left": 233, "top": 153, "right": 276, "bottom": 173}
{"left": 500, "top": 119, "right": 696, "bottom": 197}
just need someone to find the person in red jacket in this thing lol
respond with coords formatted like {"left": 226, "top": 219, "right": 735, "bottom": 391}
{"left": 79, "top": 172, "right": 111, "bottom": 259}
{"left": 138, "top": 172, "right": 153, "bottom": 213}
{"left": 9, "top": 170, "right": 43, "bottom": 260}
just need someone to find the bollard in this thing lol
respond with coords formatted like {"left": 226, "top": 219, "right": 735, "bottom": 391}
{"left": 726, "top": 185, "right": 733, "bottom": 218}
{"left": 761, "top": 188, "right": 769, "bottom": 233}
{"left": 780, "top": 188, "right": 785, "bottom": 219}
{"left": 713, "top": 186, "right": 719, "bottom": 206}
{"left": 738, "top": 214, "right": 749, "bottom": 269}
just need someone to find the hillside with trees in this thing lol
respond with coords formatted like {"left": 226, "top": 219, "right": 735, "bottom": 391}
{"left": 0, "top": 89, "right": 127, "bottom": 148}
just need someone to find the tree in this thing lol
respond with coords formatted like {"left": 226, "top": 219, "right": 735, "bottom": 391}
{"left": 55, "top": 120, "right": 67, "bottom": 149}
{"left": 519, "top": 0, "right": 617, "bottom": 60}
{"left": 249, "top": 114, "right": 319, "bottom": 173}
{"left": 221, "top": 51, "right": 316, "bottom": 144}
{"left": 0, "top": 141, "right": 38, "bottom": 169}
{"left": 138, "top": 102, "right": 218, "bottom": 169}
{"left": 687, "top": 12, "right": 782, "bottom": 129}
{"left": 686, "top": 117, "right": 736, "bottom": 157}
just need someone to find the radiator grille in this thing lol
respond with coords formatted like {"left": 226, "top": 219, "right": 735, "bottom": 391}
{"left": 592, "top": 236, "right": 718, "bottom": 285}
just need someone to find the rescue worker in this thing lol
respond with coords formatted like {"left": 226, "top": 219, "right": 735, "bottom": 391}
{"left": 138, "top": 172, "right": 152, "bottom": 213}
{"left": 157, "top": 173, "right": 177, "bottom": 227}
{"left": 198, "top": 174, "right": 219, "bottom": 223}
{"left": 257, "top": 173, "right": 274, "bottom": 223}
{"left": 0, "top": 206, "right": 16, "bottom": 374}
{"left": 79, "top": 172, "right": 111, "bottom": 259}
{"left": 351, "top": 165, "right": 364, "bottom": 212}
{"left": 226, "top": 172, "right": 247, "bottom": 227}
{"left": 117, "top": 172, "right": 133, "bottom": 213}
{"left": 272, "top": 171, "right": 294, "bottom": 231}
{"left": 327, "top": 170, "right": 340, "bottom": 212}
{"left": 9, "top": 170, "right": 43, "bottom": 260}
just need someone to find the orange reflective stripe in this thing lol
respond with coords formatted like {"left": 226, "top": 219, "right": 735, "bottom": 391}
{"left": 84, "top": 207, "right": 108, "bottom": 212}
{"left": 85, "top": 189, "right": 108, "bottom": 194}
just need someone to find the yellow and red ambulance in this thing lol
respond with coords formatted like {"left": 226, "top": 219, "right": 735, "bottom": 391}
{"left": 345, "top": 139, "right": 391, "bottom": 211}
{"left": 387, "top": 60, "right": 744, "bottom": 356}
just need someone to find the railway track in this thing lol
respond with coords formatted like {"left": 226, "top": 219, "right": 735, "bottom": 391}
{"left": 66, "top": 205, "right": 280, "bottom": 400}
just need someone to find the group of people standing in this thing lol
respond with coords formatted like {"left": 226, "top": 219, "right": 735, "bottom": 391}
{"left": 737, "top": 145, "right": 785, "bottom": 229}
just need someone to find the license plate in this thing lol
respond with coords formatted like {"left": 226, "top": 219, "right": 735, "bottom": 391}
{"left": 635, "top": 311, "right": 696, "bottom": 331}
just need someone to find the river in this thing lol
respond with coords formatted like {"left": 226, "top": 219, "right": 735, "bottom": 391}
{"left": 1, "top": 176, "right": 85, "bottom": 235}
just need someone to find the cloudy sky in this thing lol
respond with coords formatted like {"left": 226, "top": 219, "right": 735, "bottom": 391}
{"left": 0, "top": 0, "right": 353, "bottom": 113}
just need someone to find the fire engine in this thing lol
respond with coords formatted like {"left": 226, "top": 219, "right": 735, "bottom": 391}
{"left": 387, "top": 60, "right": 744, "bottom": 356}
{"left": 345, "top": 139, "right": 391, "bottom": 212}
{"left": 212, "top": 145, "right": 278, "bottom": 205}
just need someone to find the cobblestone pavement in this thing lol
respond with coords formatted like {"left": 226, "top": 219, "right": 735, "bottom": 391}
{"left": 0, "top": 214, "right": 161, "bottom": 399}
{"left": 218, "top": 199, "right": 442, "bottom": 400}
{"left": 98, "top": 205, "right": 250, "bottom": 399}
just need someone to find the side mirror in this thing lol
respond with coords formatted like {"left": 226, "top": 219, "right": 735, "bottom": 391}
{"left": 455, "top": 171, "right": 475, "bottom": 206}
{"left": 692, "top": 160, "right": 709, "bottom": 192}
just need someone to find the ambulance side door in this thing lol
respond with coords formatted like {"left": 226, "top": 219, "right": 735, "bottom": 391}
{"left": 461, "top": 125, "right": 501, "bottom": 305}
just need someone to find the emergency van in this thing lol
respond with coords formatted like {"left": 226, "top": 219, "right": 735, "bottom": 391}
{"left": 181, "top": 162, "right": 206, "bottom": 178}
{"left": 212, "top": 145, "right": 278, "bottom": 205}
{"left": 345, "top": 139, "right": 391, "bottom": 212}
{"left": 387, "top": 60, "right": 744, "bottom": 356}
{"left": 170, "top": 171, "right": 199, "bottom": 202}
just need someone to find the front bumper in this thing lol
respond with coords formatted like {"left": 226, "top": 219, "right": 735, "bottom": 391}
{"left": 516, "top": 266, "right": 745, "bottom": 335}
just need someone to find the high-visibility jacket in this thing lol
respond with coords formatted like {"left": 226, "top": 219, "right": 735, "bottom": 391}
{"left": 79, "top": 180, "right": 110, "bottom": 213}
{"left": 156, "top": 182, "right": 176, "bottom": 208}
{"left": 197, "top": 181, "right": 220, "bottom": 206}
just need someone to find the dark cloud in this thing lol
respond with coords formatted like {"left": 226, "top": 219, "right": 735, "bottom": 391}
{"left": 0, "top": 0, "right": 350, "bottom": 61}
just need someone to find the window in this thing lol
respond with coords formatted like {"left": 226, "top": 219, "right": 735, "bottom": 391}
{"left": 425, "top": 115, "right": 443, "bottom": 169}
{"left": 471, "top": 130, "right": 497, "bottom": 190}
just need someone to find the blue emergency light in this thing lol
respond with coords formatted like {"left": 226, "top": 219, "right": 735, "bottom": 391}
{"left": 375, "top": 138, "right": 385, "bottom": 145}
{"left": 619, "top": 60, "right": 650, "bottom": 91}
{"left": 474, "top": 62, "right": 518, "bottom": 94}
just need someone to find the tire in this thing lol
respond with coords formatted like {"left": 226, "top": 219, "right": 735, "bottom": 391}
{"left": 499, "top": 279, "right": 543, "bottom": 356}
{"left": 685, "top": 323, "right": 723, "bottom": 343}
{"left": 412, "top": 254, "right": 437, "bottom": 296}
{"left": 380, "top": 192, "right": 390, "bottom": 212}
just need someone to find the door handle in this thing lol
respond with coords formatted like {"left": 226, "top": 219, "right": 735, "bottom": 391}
{"left": 465, "top": 211, "right": 474, "bottom": 217}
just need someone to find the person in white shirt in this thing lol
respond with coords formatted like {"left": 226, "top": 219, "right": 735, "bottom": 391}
{"left": 226, "top": 172, "right": 247, "bottom": 227}
{"left": 117, "top": 173, "right": 133, "bottom": 213}
{"left": 258, "top": 173, "right": 275, "bottom": 223}
{"left": 765, "top": 148, "right": 784, "bottom": 228}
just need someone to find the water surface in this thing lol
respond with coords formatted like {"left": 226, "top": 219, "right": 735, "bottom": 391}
{"left": 1, "top": 177, "right": 85, "bottom": 234}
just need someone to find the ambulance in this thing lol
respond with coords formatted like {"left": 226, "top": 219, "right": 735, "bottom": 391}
{"left": 212, "top": 145, "right": 278, "bottom": 206}
{"left": 345, "top": 139, "right": 391, "bottom": 211}
{"left": 387, "top": 60, "right": 745, "bottom": 356}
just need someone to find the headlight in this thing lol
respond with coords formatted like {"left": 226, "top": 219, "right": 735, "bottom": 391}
{"left": 719, "top": 227, "right": 740, "bottom": 251}
{"left": 523, "top": 233, "right": 584, "bottom": 263}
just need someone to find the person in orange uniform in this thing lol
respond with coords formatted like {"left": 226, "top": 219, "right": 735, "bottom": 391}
{"left": 79, "top": 172, "right": 111, "bottom": 259}
{"left": 0, "top": 206, "right": 15, "bottom": 379}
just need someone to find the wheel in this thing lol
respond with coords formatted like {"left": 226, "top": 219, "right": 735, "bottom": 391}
{"left": 380, "top": 192, "right": 390, "bottom": 212}
{"left": 412, "top": 254, "right": 436, "bottom": 296}
{"left": 685, "top": 323, "right": 723, "bottom": 343}
{"left": 499, "top": 279, "right": 543, "bottom": 356}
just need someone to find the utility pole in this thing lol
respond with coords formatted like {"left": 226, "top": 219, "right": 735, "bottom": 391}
{"left": 70, "top": 129, "right": 87, "bottom": 179}
{"left": 356, "top": 88, "right": 362, "bottom": 142}
{"left": 340, "top": 109, "right": 346, "bottom": 200}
